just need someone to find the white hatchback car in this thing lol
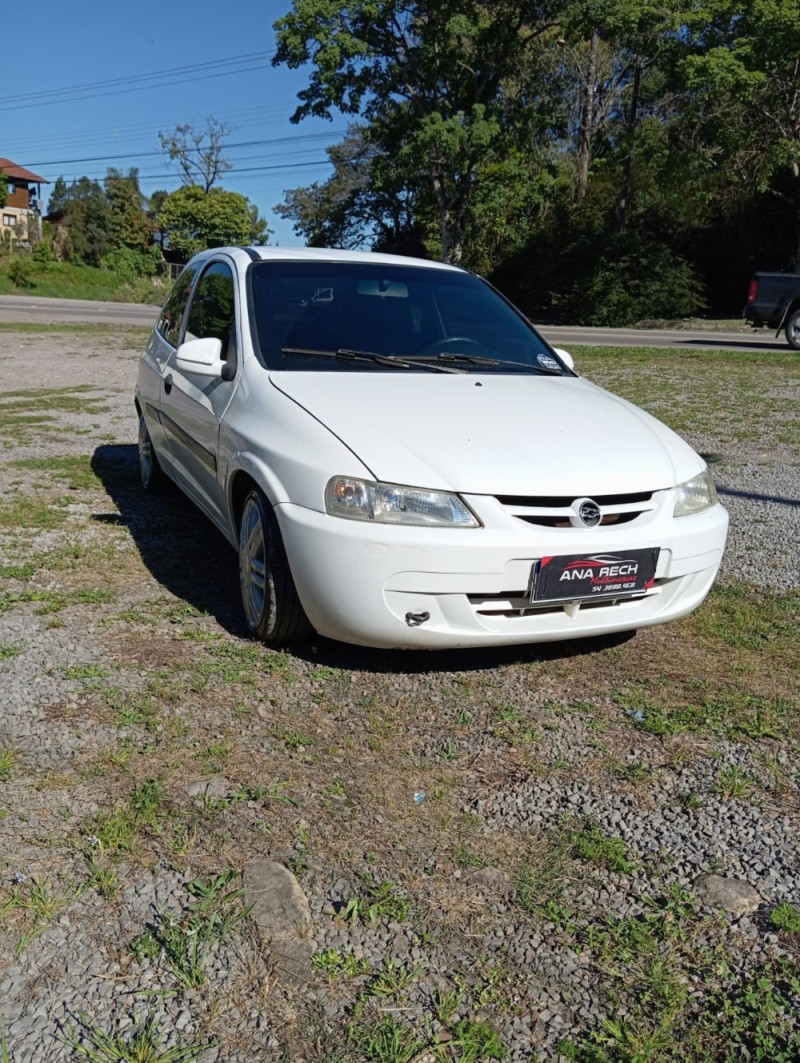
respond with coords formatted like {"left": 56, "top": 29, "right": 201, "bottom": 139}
{"left": 135, "top": 247, "right": 728, "bottom": 649}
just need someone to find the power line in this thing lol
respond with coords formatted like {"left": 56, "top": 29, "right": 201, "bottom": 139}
{"left": 0, "top": 63, "right": 270, "bottom": 113}
{"left": 54, "top": 159, "right": 331, "bottom": 183}
{"left": 26, "top": 130, "right": 346, "bottom": 168}
{"left": 5, "top": 104, "right": 294, "bottom": 150}
{"left": 1, "top": 51, "right": 271, "bottom": 105}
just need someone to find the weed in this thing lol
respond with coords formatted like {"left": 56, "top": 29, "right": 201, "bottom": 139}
{"left": 515, "top": 833, "right": 575, "bottom": 915}
{"left": 0, "top": 641, "right": 25, "bottom": 660}
{"left": 770, "top": 901, "right": 800, "bottom": 934}
{"left": 283, "top": 730, "right": 312, "bottom": 750}
{"left": 84, "top": 850, "right": 120, "bottom": 899}
{"left": 568, "top": 820, "right": 636, "bottom": 874}
{"left": 435, "top": 986, "right": 465, "bottom": 1026}
{"left": 0, "top": 748, "right": 17, "bottom": 782}
{"left": 93, "top": 778, "right": 166, "bottom": 852}
{"left": 62, "top": 662, "right": 109, "bottom": 685}
{"left": 714, "top": 765, "right": 759, "bottom": 801}
{"left": 131, "top": 779, "right": 165, "bottom": 827}
{"left": 324, "top": 776, "right": 347, "bottom": 798}
{"left": 341, "top": 876, "right": 411, "bottom": 926}
{"left": 0, "top": 874, "right": 77, "bottom": 954}
{"left": 613, "top": 762, "right": 653, "bottom": 784}
{"left": 691, "top": 958, "right": 800, "bottom": 1061}
{"left": 313, "top": 948, "right": 371, "bottom": 979}
{"left": 368, "top": 958, "right": 423, "bottom": 1001}
{"left": 130, "top": 870, "right": 249, "bottom": 989}
{"left": 60, "top": 1009, "right": 212, "bottom": 1062}
{"left": 346, "top": 1014, "right": 424, "bottom": 1063}
{"left": 449, "top": 1018, "right": 509, "bottom": 1062}
{"left": 679, "top": 791, "right": 703, "bottom": 812}
{"left": 228, "top": 780, "right": 296, "bottom": 806}
{"left": 454, "top": 844, "right": 488, "bottom": 871}
{"left": 194, "top": 741, "right": 230, "bottom": 774}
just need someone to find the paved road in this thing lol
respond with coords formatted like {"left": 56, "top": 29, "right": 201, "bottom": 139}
{"left": 0, "top": 295, "right": 160, "bottom": 328}
{"left": 542, "top": 323, "right": 790, "bottom": 353}
{"left": 0, "top": 294, "right": 791, "bottom": 352}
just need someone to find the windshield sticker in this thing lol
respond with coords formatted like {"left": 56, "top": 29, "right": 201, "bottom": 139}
{"left": 537, "top": 353, "right": 561, "bottom": 371}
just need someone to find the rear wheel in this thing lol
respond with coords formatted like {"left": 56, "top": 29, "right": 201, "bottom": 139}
{"left": 238, "top": 487, "right": 311, "bottom": 642}
{"left": 785, "top": 308, "right": 800, "bottom": 350}
{"left": 138, "top": 414, "right": 166, "bottom": 492}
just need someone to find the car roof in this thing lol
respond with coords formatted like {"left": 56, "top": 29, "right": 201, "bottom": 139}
{"left": 193, "top": 245, "right": 464, "bottom": 274}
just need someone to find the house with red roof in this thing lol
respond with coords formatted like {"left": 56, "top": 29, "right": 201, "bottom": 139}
{"left": 0, "top": 158, "right": 49, "bottom": 247}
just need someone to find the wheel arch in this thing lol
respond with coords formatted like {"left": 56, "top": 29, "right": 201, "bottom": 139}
{"left": 229, "top": 469, "right": 260, "bottom": 537}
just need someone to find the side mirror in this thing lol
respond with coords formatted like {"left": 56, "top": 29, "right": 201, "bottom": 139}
{"left": 552, "top": 346, "right": 575, "bottom": 372}
{"left": 175, "top": 337, "right": 225, "bottom": 377}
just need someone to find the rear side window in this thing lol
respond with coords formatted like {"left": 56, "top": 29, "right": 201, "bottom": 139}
{"left": 184, "top": 262, "right": 236, "bottom": 361}
{"left": 156, "top": 266, "right": 197, "bottom": 347}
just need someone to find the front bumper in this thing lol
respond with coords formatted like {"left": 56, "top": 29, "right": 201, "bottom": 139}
{"left": 276, "top": 496, "right": 729, "bottom": 649}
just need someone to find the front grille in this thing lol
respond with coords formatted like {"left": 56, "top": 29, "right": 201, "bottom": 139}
{"left": 495, "top": 490, "right": 656, "bottom": 529}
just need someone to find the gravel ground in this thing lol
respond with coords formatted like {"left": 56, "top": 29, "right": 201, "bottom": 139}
{"left": 0, "top": 328, "right": 798, "bottom": 1062}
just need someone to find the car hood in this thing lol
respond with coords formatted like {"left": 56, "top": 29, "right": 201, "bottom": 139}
{"left": 270, "top": 372, "right": 704, "bottom": 495}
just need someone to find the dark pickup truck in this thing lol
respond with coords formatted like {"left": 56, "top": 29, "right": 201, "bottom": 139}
{"left": 744, "top": 272, "right": 800, "bottom": 349}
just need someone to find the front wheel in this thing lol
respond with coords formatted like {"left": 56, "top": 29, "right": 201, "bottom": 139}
{"left": 785, "top": 308, "right": 800, "bottom": 350}
{"left": 238, "top": 488, "right": 311, "bottom": 642}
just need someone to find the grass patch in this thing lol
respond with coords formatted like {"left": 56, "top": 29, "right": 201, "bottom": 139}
{"left": 129, "top": 870, "right": 249, "bottom": 989}
{"left": 0, "top": 587, "right": 114, "bottom": 616}
{"left": 0, "top": 259, "right": 159, "bottom": 302}
{"left": 0, "top": 747, "right": 17, "bottom": 782}
{"left": 341, "top": 876, "right": 411, "bottom": 926}
{"left": 60, "top": 1009, "right": 212, "bottom": 1062}
{"left": 573, "top": 347, "right": 800, "bottom": 447}
{"left": 563, "top": 956, "right": 800, "bottom": 1062}
{"left": 93, "top": 778, "right": 166, "bottom": 853}
{"left": 12, "top": 455, "right": 102, "bottom": 492}
{"left": 0, "top": 494, "right": 69, "bottom": 530}
{"left": 0, "top": 874, "right": 79, "bottom": 955}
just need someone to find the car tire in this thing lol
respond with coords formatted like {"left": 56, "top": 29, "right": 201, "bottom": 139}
{"left": 785, "top": 307, "right": 800, "bottom": 350}
{"left": 238, "top": 487, "right": 311, "bottom": 642}
{"left": 138, "top": 415, "right": 166, "bottom": 492}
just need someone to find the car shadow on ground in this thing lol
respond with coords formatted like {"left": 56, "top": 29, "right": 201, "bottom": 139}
{"left": 91, "top": 443, "right": 635, "bottom": 675}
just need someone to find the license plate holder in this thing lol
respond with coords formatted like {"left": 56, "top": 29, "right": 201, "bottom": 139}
{"left": 531, "top": 548, "right": 660, "bottom": 603}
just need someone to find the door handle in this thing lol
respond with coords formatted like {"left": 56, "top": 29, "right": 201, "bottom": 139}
{"left": 163, "top": 373, "right": 173, "bottom": 394}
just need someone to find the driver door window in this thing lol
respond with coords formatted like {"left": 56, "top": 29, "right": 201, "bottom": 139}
{"left": 184, "top": 261, "right": 237, "bottom": 368}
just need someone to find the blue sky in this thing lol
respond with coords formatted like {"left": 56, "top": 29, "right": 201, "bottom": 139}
{"left": 2, "top": 0, "right": 344, "bottom": 245}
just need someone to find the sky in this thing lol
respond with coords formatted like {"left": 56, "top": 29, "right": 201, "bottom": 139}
{"left": 2, "top": 0, "right": 345, "bottom": 245}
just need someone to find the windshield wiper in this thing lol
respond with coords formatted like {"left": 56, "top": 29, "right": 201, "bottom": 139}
{"left": 280, "top": 346, "right": 463, "bottom": 372}
{"left": 403, "top": 352, "right": 564, "bottom": 374}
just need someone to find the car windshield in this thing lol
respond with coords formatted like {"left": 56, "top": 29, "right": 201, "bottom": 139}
{"left": 248, "top": 261, "right": 569, "bottom": 374}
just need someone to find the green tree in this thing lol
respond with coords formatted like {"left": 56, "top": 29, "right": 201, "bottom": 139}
{"left": 683, "top": 0, "right": 800, "bottom": 267}
{"left": 157, "top": 185, "right": 270, "bottom": 259}
{"left": 0, "top": 173, "right": 7, "bottom": 210}
{"left": 277, "top": 124, "right": 426, "bottom": 252}
{"left": 272, "top": 0, "right": 563, "bottom": 263}
{"left": 47, "top": 176, "right": 113, "bottom": 266}
{"left": 104, "top": 167, "right": 152, "bottom": 252}
{"left": 158, "top": 117, "right": 232, "bottom": 193}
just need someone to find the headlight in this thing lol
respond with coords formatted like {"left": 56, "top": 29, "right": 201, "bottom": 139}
{"left": 674, "top": 468, "right": 718, "bottom": 517}
{"left": 325, "top": 476, "right": 480, "bottom": 527}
